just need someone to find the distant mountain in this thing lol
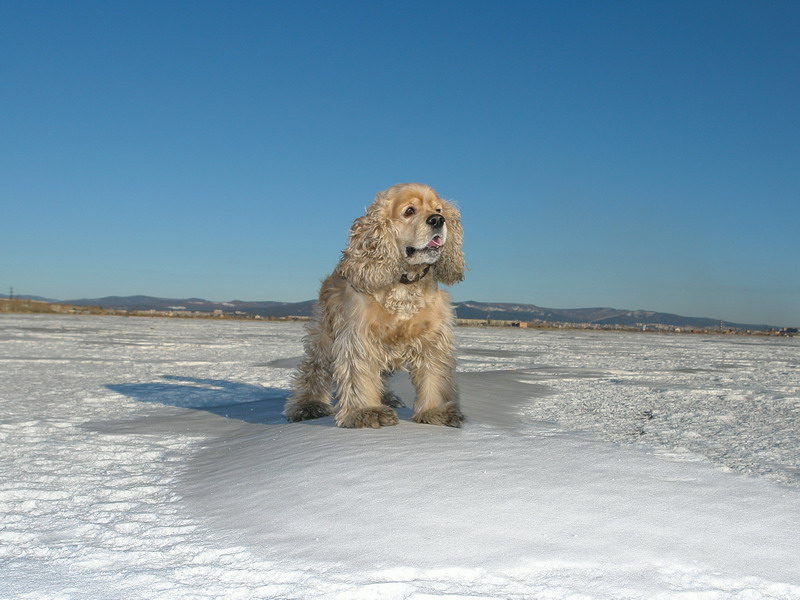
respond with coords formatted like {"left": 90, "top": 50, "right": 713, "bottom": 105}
{"left": 453, "top": 300, "right": 771, "bottom": 331}
{"left": 62, "top": 295, "right": 316, "bottom": 317}
{"left": 3, "top": 294, "right": 777, "bottom": 330}
{"left": 0, "top": 294, "right": 57, "bottom": 303}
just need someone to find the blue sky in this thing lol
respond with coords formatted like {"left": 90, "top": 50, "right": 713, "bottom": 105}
{"left": 2, "top": 1, "right": 799, "bottom": 326}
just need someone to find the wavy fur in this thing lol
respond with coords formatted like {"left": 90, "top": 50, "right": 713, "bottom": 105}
{"left": 283, "top": 183, "right": 466, "bottom": 428}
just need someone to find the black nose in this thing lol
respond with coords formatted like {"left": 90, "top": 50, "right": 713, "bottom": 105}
{"left": 426, "top": 214, "right": 445, "bottom": 229}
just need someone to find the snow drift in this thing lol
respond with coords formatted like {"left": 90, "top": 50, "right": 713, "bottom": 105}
{"left": 1, "top": 314, "right": 798, "bottom": 599}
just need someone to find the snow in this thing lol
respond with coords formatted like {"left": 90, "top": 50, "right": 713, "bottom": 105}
{"left": 1, "top": 314, "right": 799, "bottom": 599}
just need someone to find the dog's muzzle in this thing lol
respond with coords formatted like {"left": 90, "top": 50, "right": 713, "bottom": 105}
{"left": 406, "top": 234, "right": 444, "bottom": 257}
{"left": 405, "top": 214, "right": 446, "bottom": 257}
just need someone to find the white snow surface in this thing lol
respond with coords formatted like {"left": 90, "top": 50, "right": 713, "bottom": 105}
{"left": 1, "top": 314, "right": 799, "bottom": 599}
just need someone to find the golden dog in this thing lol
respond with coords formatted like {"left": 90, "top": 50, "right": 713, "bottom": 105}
{"left": 283, "top": 183, "right": 466, "bottom": 428}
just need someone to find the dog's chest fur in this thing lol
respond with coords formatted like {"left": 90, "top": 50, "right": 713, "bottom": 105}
{"left": 376, "top": 284, "right": 426, "bottom": 319}
{"left": 367, "top": 284, "right": 439, "bottom": 352}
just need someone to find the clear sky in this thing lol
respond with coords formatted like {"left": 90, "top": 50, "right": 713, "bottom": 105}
{"left": 2, "top": 1, "right": 799, "bottom": 327}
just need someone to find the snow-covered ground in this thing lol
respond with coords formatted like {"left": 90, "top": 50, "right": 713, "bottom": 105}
{"left": 1, "top": 314, "right": 798, "bottom": 599}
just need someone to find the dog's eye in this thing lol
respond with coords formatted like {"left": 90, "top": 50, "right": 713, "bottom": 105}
{"left": 403, "top": 207, "right": 416, "bottom": 217}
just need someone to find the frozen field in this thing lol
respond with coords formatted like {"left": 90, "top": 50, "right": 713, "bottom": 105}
{"left": 1, "top": 313, "right": 799, "bottom": 599}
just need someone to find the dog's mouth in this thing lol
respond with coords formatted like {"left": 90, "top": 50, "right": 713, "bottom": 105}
{"left": 406, "top": 235, "right": 444, "bottom": 257}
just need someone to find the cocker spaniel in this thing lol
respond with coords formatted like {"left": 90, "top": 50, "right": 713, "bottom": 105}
{"left": 283, "top": 183, "right": 466, "bottom": 428}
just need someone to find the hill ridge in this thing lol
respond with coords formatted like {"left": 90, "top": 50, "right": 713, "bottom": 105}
{"left": 1, "top": 294, "right": 780, "bottom": 330}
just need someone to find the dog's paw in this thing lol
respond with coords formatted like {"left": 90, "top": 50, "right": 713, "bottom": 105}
{"left": 284, "top": 400, "right": 334, "bottom": 422}
{"left": 337, "top": 406, "right": 399, "bottom": 428}
{"left": 380, "top": 390, "right": 405, "bottom": 408}
{"left": 412, "top": 403, "right": 464, "bottom": 428}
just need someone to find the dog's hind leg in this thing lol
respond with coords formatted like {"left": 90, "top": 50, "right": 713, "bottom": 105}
{"left": 283, "top": 325, "right": 335, "bottom": 422}
{"left": 380, "top": 371, "right": 405, "bottom": 408}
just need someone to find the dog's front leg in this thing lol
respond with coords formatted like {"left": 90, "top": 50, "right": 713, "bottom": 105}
{"left": 332, "top": 337, "right": 399, "bottom": 428}
{"left": 409, "top": 357, "right": 463, "bottom": 428}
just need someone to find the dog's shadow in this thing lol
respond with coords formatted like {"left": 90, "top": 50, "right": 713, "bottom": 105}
{"left": 106, "top": 375, "right": 290, "bottom": 425}
{"left": 106, "top": 373, "right": 417, "bottom": 427}
{"left": 105, "top": 372, "right": 422, "bottom": 427}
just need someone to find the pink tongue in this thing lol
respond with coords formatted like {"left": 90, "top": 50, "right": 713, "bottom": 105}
{"left": 427, "top": 236, "right": 443, "bottom": 248}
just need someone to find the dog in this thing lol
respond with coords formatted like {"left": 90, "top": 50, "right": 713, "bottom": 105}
{"left": 283, "top": 183, "right": 466, "bottom": 428}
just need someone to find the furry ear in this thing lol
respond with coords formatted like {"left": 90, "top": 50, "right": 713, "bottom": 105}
{"left": 434, "top": 200, "right": 466, "bottom": 286}
{"left": 337, "top": 196, "right": 403, "bottom": 293}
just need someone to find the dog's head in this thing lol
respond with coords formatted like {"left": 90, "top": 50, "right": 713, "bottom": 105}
{"left": 338, "top": 183, "right": 465, "bottom": 293}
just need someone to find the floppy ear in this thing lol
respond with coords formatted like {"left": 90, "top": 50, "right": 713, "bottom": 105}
{"left": 434, "top": 200, "right": 466, "bottom": 285}
{"left": 337, "top": 195, "right": 403, "bottom": 293}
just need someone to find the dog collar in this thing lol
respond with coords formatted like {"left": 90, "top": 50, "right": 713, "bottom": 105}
{"left": 399, "top": 265, "right": 431, "bottom": 285}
